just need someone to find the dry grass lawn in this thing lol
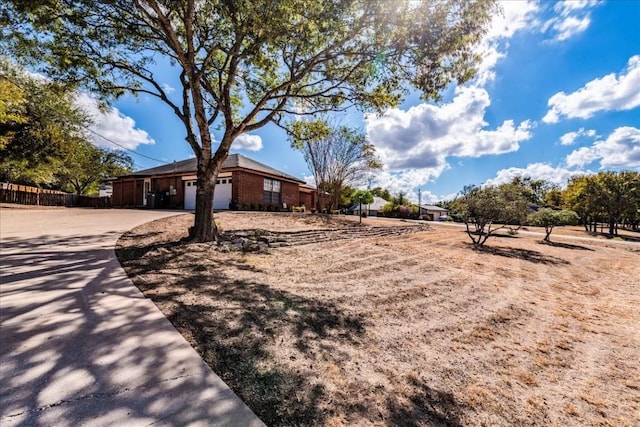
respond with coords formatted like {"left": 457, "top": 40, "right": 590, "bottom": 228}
{"left": 116, "top": 212, "right": 640, "bottom": 427}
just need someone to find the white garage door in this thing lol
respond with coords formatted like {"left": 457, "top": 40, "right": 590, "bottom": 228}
{"left": 184, "top": 180, "right": 197, "bottom": 210}
{"left": 183, "top": 178, "right": 232, "bottom": 210}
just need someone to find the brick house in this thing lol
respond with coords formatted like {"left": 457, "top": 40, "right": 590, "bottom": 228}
{"left": 110, "top": 154, "right": 321, "bottom": 210}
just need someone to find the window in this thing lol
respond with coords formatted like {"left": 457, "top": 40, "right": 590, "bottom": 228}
{"left": 263, "top": 178, "right": 281, "bottom": 205}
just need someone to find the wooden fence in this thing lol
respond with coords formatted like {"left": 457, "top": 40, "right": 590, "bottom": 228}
{"left": 0, "top": 183, "right": 112, "bottom": 208}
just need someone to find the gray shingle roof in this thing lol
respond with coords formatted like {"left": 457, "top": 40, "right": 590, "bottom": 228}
{"left": 127, "top": 154, "right": 304, "bottom": 183}
{"left": 420, "top": 204, "right": 447, "bottom": 211}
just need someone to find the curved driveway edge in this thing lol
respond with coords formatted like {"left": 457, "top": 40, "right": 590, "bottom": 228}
{"left": 0, "top": 208, "right": 264, "bottom": 427}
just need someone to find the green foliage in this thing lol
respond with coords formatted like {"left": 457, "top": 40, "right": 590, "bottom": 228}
{"left": 392, "top": 191, "right": 407, "bottom": 206}
{"left": 452, "top": 183, "right": 530, "bottom": 246}
{"left": 1, "top": 0, "right": 498, "bottom": 241}
{"left": 382, "top": 202, "right": 395, "bottom": 214}
{"left": 371, "top": 186, "right": 391, "bottom": 201}
{"left": 294, "top": 124, "right": 381, "bottom": 211}
{"left": 528, "top": 208, "right": 579, "bottom": 241}
{"left": 0, "top": 60, "right": 132, "bottom": 192}
{"left": 563, "top": 171, "right": 640, "bottom": 235}
{"left": 351, "top": 189, "right": 374, "bottom": 206}
{"left": 57, "top": 140, "right": 133, "bottom": 195}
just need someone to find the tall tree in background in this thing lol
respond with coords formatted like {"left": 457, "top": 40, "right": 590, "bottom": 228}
{"left": 1, "top": 60, "right": 133, "bottom": 192}
{"left": 563, "top": 171, "right": 640, "bottom": 235}
{"left": 294, "top": 124, "right": 381, "bottom": 211}
{"left": 0, "top": 59, "right": 88, "bottom": 187}
{"left": 594, "top": 171, "right": 640, "bottom": 236}
{"left": 57, "top": 140, "right": 133, "bottom": 195}
{"left": 1, "top": 0, "right": 497, "bottom": 242}
{"left": 371, "top": 186, "right": 392, "bottom": 201}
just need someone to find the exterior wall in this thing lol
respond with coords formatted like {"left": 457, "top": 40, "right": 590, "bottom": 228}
{"left": 232, "top": 170, "right": 265, "bottom": 206}
{"left": 151, "top": 175, "right": 184, "bottom": 208}
{"left": 113, "top": 169, "right": 308, "bottom": 210}
{"left": 299, "top": 191, "right": 313, "bottom": 209}
{"left": 232, "top": 170, "right": 302, "bottom": 208}
{"left": 112, "top": 178, "right": 142, "bottom": 207}
{"left": 281, "top": 181, "right": 299, "bottom": 208}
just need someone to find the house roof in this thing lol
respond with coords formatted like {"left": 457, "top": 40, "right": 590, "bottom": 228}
{"left": 420, "top": 204, "right": 447, "bottom": 211}
{"left": 353, "top": 196, "right": 389, "bottom": 211}
{"left": 125, "top": 153, "right": 304, "bottom": 183}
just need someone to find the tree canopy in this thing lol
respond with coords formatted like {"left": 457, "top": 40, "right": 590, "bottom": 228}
{"left": 563, "top": 171, "right": 640, "bottom": 235}
{"left": 293, "top": 124, "right": 381, "bottom": 211}
{"left": 451, "top": 183, "right": 529, "bottom": 246}
{"left": 527, "top": 208, "right": 579, "bottom": 242}
{"left": 0, "top": 59, "right": 133, "bottom": 193}
{"left": 1, "top": 0, "right": 498, "bottom": 241}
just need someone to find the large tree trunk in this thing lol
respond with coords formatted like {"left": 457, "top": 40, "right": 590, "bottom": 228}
{"left": 191, "top": 158, "right": 222, "bottom": 242}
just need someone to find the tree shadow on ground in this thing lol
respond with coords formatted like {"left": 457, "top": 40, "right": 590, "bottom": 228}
{"left": 472, "top": 244, "right": 570, "bottom": 265}
{"left": 542, "top": 240, "right": 594, "bottom": 251}
{"left": 117, "top": 240, "right": 367, "bottom": 426}
{"left": 386, "top": 376, "right": 466, "bottom": 427}
{"left": 2, "top": 233, "right": 255, "bottom": 426}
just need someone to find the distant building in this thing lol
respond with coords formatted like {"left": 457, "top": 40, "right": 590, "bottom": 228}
{"left": 419, "top": 204, "right": 448, "bottom": 220}
{"left": 351, "top": 196, "right": 389, "bottom": 216}
{"left": 98, "top": 185, "right": 113, "bottom": 198}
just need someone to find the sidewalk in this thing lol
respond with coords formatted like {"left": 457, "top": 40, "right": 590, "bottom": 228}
{"left": 0, "top": 208, "right": 265, "bottom": 426}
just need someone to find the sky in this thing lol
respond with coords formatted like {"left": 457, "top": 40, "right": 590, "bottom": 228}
{"left": 80, "top": 0, "right": 640, "bottom": 203}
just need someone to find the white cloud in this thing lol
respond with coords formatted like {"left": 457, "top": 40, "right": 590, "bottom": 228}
{"left": 366, "top": 86, "right": 533, "bottom": 174}
{"left": 566, "top": 147, "right": 600, "bottom": 168}
{"left": 75, "top": 93, "right": 155, "bottom": 150}
{"left": 234, "top": 133, "right": 263, "bottom": 151}
{"left": 473, "top": 0, "right": 598, "bottom": 86}
{"left": 543, "top": 0, "right": 599, "bottom": 42}
{"left": 485, "top": 163, "right": 589, "bottom": 187}
{"left": 554, "top": 0, "right": 599, "bottom": 16}
{"left": 161, "top": 83, "right": 175, "bottom": 94}
{"left": 474, "top": 1, "right": 540, "bottom": 86}
{"left": 559, "top": 128, "right": 596, "bottom": 145}
{"left": 543, "top": 55, "right": 640, "bottom": 123}
{"left": 372, "top": 169, "right": 442, "bottom": 203}
{"left": 566, "top": 126, "right": 640, "bottom": 168}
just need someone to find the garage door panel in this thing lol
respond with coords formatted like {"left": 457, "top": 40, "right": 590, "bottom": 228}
{"left": 183, "top": 180, "right": 231, "bottom": 211}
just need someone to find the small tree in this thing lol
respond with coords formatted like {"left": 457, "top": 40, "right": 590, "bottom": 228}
{"left": 293, "top": 124, "right": 381, "bottom": 212}
{"left": 351, "top": 189, "right": 374, "bottom": 213}
{"left": 528, "top": 208, "right": 579, "bottom": 242}
{"left": 452, "top": 184, "right": 529, "bottom": 246}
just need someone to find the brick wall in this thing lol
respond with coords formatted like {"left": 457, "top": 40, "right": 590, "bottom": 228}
{"left": 233, "top": 170, "right": 302, "bottom": 208}
{"left": 299, "top": 191, "right": 313, "bottom": 209}
{"left": 233, "top": 171, "right": 264, "bottom": 206}
{"left": 281, "top": 181, "right": 299, "bottom": 207}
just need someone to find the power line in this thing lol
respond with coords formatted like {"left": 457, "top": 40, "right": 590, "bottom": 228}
{"left": 83, "top": 126, "right": 168, "bottom": 164}
{"left": 2, "top": 72, "right": 170, "bottom": 166}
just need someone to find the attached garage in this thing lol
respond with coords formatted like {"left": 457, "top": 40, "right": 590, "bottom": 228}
{"left": 183, "top": 176, "right": 232, "bottom": 211}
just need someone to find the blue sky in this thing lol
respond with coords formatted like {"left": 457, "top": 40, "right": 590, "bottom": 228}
{"left": 80, "top": 0, "right": 640, "bottom": 203}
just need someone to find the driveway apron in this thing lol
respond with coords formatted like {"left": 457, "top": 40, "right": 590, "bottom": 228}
{"left": 0, "top": 208, "right": 264, "bottom": 427}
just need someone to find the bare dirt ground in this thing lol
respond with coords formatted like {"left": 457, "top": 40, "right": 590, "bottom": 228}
{"left": 116, "top": 212, "right": 640, "bottom": 427}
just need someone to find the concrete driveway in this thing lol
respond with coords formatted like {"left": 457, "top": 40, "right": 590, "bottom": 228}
{"left": 0, "top": 208, "right": 264, "bottom": 426}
